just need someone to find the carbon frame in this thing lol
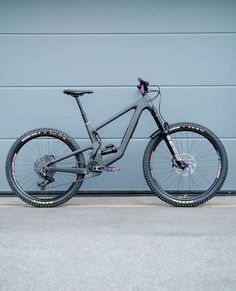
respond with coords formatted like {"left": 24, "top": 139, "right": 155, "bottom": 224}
{"left": 47, "top": 94, "right": 167, "bottom": 175}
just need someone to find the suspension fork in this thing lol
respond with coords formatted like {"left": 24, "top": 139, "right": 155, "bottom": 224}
{"left": 150, "top": 107, "right": 184, "bottom": 169}
{"left": 165, "top": 134, "right": 181, "bottom": 160}
{"left": 162, "top": 133, "right": 186, "bottom": 170}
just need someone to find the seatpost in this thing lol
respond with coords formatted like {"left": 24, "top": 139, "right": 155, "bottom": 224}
{"left": 75, "top": 97, "right": 89, "bottom": 124}
{"left": 75, "top": 97, "right": 96, "bottom": 142}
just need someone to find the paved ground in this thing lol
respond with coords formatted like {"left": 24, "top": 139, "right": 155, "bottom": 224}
{"left": 0, "top": 195, "right": 236, "bottom": 291}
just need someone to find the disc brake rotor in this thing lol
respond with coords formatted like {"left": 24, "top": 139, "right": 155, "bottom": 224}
{"left": 175, "top": 153, "right": 197, "bottom": 176}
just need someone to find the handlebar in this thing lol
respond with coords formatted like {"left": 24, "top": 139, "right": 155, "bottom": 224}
{"left": 137, "top": 77, "right": 149, "bottom": 96}
{"left": 137, "top": 77, "right": 161, "bottom": 97}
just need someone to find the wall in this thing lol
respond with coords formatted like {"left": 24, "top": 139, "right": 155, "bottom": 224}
{"left": 0, "top": 0, "right": 235, "bottom": 192}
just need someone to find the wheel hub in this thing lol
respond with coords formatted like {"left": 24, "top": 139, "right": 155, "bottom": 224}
{"left": 175, "top": 153, "right": 197, "bottom": 176}
{"left": 34, "top": 155, "right": 56, "bottom": 179}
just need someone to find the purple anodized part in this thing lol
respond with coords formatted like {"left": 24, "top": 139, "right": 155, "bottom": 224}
{"left": 183, "top": 160, "right": 190, "bottom": 168}
{"left": 105, "top": 166, "right": 120, "bottom": 172}
{"left": 139, "top": 86, "right": 145, "bottom": 95}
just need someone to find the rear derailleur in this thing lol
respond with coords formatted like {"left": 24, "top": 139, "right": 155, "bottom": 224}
{"left": 37, "top": 177, "right": 55, "bottom": 191}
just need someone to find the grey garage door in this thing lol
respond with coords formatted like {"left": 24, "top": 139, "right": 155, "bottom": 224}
{"left": 0, "top": 0, "right": 235, "bottom": 192}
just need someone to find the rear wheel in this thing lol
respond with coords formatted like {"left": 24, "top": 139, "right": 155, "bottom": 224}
{"left": 6, "top": 128, "right": 85, "bottom": 207}
{"left": 143, "top": 123, "right": 228, "bottom": 207}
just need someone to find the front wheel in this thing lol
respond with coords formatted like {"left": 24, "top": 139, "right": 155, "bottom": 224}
{"left": 5, "top": 128, "right": 85, "bottom": 207}
{"left": 143, "top": 123, "right": 228, "bottom": 207}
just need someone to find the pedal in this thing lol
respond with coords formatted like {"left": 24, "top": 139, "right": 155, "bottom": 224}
{"left": 101, "top": 144, "right": 118, "bottom": 155}
{"left": 104, "top": 166, "right": 120, "bottom": 172}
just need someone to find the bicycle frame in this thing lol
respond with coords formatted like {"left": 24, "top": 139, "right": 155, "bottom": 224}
{"left": 7, "top": 76, "right": 227, "bottom": 208}
{"left": 46, "top": 93, "right": 171, "bottom": 175}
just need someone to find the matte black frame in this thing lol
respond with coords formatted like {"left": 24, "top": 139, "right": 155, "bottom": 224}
{"left": 47, "top": 93, "right": 167, "bottom": 175}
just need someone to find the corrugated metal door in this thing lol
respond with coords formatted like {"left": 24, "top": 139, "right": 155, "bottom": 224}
{"left": 0, "top": 0, "right": 235, "bottom": 192}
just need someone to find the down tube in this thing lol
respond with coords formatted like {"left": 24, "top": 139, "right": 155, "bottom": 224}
{"left": 102, "top": 106, "right": 148, "bottom": 166}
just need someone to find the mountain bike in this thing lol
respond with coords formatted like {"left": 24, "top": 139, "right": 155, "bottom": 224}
{"left": 5, "top": 78, "right": 228, "bottom": 207}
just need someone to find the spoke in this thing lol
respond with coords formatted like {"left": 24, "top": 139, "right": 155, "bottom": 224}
{"left": 165, "top": 172, "right": 182, "bottom": 190}
{"left": 13, "top": 134, "right": 79, "bottom": 199}
{"left": 153, "top": 169, "right": 175, "bottom": 182}
{"left": 46, "top": 181, "right": 74, "bottom": 190}
{"left": 149, "top": 128, "right": 221, "bottom": 200}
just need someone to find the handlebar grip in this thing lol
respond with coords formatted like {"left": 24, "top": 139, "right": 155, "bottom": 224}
{"left": 137, "top": 77, "right": 149, "bottom": 86}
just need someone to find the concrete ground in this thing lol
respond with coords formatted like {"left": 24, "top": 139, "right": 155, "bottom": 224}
{"left": 0, "top": 195, "right": 236, "bottom": 291}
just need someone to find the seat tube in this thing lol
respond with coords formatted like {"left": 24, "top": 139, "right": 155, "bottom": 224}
{"left": 75, "top": 97, "right": 89, "bottom": 123}
{"left": 75, "top": 97, "right": 95, "bottom": 142}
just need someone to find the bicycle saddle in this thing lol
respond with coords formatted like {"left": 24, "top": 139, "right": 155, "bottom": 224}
{"left": 63, "top": 90, "right": 94, "bottom": 97}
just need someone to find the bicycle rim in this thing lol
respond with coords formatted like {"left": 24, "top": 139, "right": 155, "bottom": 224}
{"left": 149, "top": 127, "right": 222, "bottom": 203}
{"left": 11, "top": 133, "right": 83, "bottom": 204}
